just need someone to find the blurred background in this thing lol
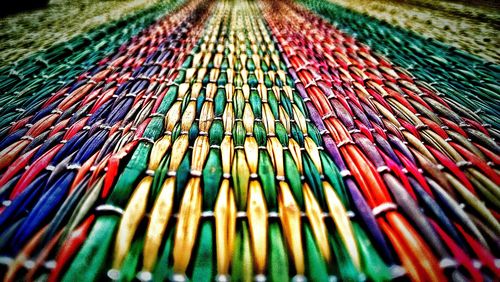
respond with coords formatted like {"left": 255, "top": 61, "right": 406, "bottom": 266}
{"left": 0, "top": 0, "right": 159, "bottom": 66}
{"left": 0, "top": 0, "right": 498, "bottom": 65}
{"left": 328, "top": 0, "right": 499, "bottom": 62}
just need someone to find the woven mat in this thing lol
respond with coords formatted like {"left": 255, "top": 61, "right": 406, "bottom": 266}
{"left": 0, "top": 0, "right": 160, "bottom": 66}
{"left": 327, "top": 0, "right": 500, "bottom": 63}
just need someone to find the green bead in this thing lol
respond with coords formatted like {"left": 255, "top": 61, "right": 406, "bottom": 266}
{"left": 254, "top": 121, "right": 267, "bottom": 146}
{"left": 275, "top": 122, "right": 289, "bottom": 146}
{"left": 143, "top": 117, "right": 164, "bottom": 140}
{"left": 151, "top": 155, "right": 171, "bottom": 204}
{"left": 275, "top": 76, "right": 283, "bottom": 88}
{"left": 329, "top": 228, "right": 362, "bottom": 282}
{"left": 279, "top": 91, "right": 293, "bottom": 117}
{"left": 234, "top": 89, "right": 245, "bottom": 118}
{"left": 268, "top": 223, "right": 289, "bottom": 282}
{"left": 306, "top": 124, "right": 322, "bottom": 146}
{"left": 249, "top": 89, "right": 262, "bottom": 118}
{"left": 221, "top": 58, "right": 229, "bottom": 70}
{"left": 197, "top": 92, "right": 206, "bottom": 114}
{"left": 267, "top": 89, "right": 279, "bottom": 119}
{"left": 290, "top": 124, "right": 304, "bottom": 146}
{"left": 247, "top": 58, "right": 256, "bottom": 71}
{"left": 203, "top": 150, "right": 222, "bottom": 210}
{"left": 284, "top": 152, "right": 304, "bottom": 208}
{"left": 182, "top": 55, "right": 193, "bottom": 68}
{"left": 174, "top": 70, "right": 186, "bottom": 84}
{"left": 218, "top": 72, "right": 228, "bottom": 86}
{"left": 189, "top": 123, "right": 200, "bottom": 143}
{"left": 153, "top": 227, "right": 175, "bottom": 282}
{"left": 118, "top": 234, "right": 144, "bottom": 282}
{"left": 202, "top": 72, "right": 210, "bottom": 85}
{"left": 214, "top": 88, "right": 227, "bottom": 117}
{"left": 233, "top": 121, "right": 246, "bottom": 146}
{"left": 171, "top": 124, "right": 181, "bottom": 141}
{"left": 176, "top": 151, "right": 192, "bottom": 203}
{"left": 320, "top": 152, "right": 349, "bottom": 206}
{"left": 302, "top": 155, "right": 325, "bottom": 209}
{"left": 292, "top": 92, "right": 307, "bottom": 116}
{"left": 248, "top": 73, "right": 258, "bottom": 88}
{"left": 209, "top": 120, "right": 224, "bottom": 145}
{"left": 234, "top": 73, "right": 243, "bottom": 87}
{"left": 261, "top": 61, "right": 269, "bottom": 73}
{"left": 62, "top": 216, "right": 118, "bottom": 282}
{"left": 191, "top": 221, "right": 214, "bottom": 281}
{"left": 232, "top": 222, "right": 253, "bottom": 282}
{"left": 304, "top": 224, "right": 329, "bottom": 282}
{"left": 353, "top": 223, "right": 392, "bottom": 282}
{"left": 258, "top": 151, "right": 277, "bottom": 210}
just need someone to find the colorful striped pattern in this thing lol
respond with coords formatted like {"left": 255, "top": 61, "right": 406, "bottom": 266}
{"left": 0, "top": 0, "right": 186, "bottom": 138}
{"left": 300, "top": 0, "right": 500, "bottom": 130}
{"left": 0, "top": 0, "right": 498, "bottom": 281}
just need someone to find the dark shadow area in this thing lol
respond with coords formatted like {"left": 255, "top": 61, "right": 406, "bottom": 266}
{"left": 1, "top": 0, "right": 51, "bottom": 17}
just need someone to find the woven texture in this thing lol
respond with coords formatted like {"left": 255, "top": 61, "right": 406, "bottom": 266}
{"left": 0, "top": 0, "right": 186, "bottom": 139}
{"left": 0, "top": 0, "right": 161, "bottom": 66}
{"left": 0, "top": 0, "right": 498, "bottom": 281}
{"left": 325, "top": 0, "right": 500, "bottom": 63}
{"left": 301, "top": 0, "right": 500, "bottom": 130}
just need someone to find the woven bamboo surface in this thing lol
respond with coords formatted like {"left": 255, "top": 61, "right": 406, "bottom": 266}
{"left": 0, "top": 0, "right": 160, "bottom": 66}
{"left": 0, "top": 0, "right": 498, "bottom": 281}
{"left": 327, "top": 0, "right": 500, "bottom": 63}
